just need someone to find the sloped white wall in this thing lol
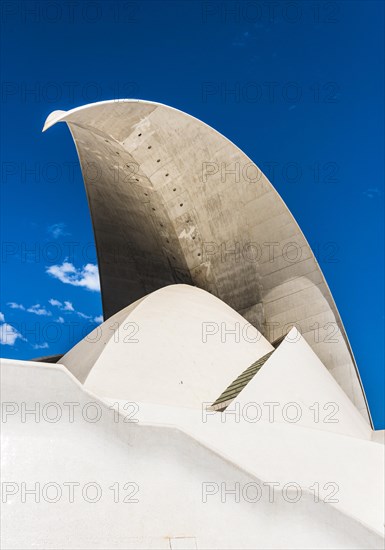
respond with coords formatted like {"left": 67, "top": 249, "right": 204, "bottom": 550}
{"left": 1, "top": 359, "right": 383, "bottom": 550}
{"left": 235, "top": 328, "right": 371, "bottom": 439}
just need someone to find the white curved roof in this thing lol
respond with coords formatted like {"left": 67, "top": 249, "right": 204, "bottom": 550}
{"left": 61, "top": 284, "right": 274, "bottom": 408}
{"left": 43, "top": 99, "right": 371, "bottom": 424}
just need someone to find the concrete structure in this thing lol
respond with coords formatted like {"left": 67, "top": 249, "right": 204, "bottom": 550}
{"left": 60, "top": 285, "right": 273, "bottom": 408}
{"left": 43, "top": 100, "right": 371, "bottom": 424}
{"left": 1, "top": 318, "right": 384, "bottom": 549}
{"left": 1, "top": 101, "right": 382, "bottom": 549}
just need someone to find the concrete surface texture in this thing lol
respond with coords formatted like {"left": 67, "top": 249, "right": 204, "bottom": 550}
{"left": 2, "top": 289, "right": 384, "bottom": 549}
{"left": 1, "top": 330, "right": 384, "bottom": 549}
{"left": 43, "top": 100, "right": 370, "bottom": 424}
{"left": 3, "top": 100, "right": 380, "bottom": 549}
{"left": 60, "top": 284, "right": 273, "bottom": 408}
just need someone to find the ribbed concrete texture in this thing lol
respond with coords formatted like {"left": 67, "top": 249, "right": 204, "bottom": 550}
{"left": 43, "top": 100, "right": 371, "bottom": 425}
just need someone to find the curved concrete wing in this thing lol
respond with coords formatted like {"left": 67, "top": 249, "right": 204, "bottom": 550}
{"left": 43, "top": 99, "right": 371, "bottom": 424}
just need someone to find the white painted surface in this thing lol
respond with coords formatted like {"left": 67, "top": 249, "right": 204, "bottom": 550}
{"left": 372, "top": 430, "right": 385, "bottom": 444}
{"left": 1, "top": 358, "right": 383, "bottom": 549}
{"left": 43, "top": 99, "right": 371, "bottom": 424}
{"left": 235, "top": 328, "right": 372, "bottom": 439}
{"left": 61, "top": 285, "right": 274, "bottom": 408}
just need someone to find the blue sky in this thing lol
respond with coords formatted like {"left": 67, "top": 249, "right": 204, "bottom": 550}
{"left": 0, "top": 0, "right": 383, "bottom": 427}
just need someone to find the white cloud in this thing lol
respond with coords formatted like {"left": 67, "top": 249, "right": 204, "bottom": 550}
{"left": 77, "top": 311, "right": 91, "bottom": 320}
{"left": 7, "top": 302, "right": 25, "bottom": 310}
{"left": 47, "top": 222, "right": 70, "bottom": 239}
{"left": 94, "top": 315, "right": 103, "bottom": 324}
{"left": 0, "top": 312, "right": 4, "bottom": 322}
{"left": 48, "top": 298, "right": 91, "bottom": 320}
{"left": 49, "top": 299, "right": 74, "bottom": 312}
{"left": 56, "top": 316, "right": 65, "bottom": 324}
{"left": 32, "top": 342, "right": 49, "bottom": 350}
{"left": 49, "top": 298, "right": 62, "bottom": 307}
{"left": 46, "top": 262, "right": 100, "bottom": 292}
{"left": 27, "top": 304, "right": 52, "bottom": 316}
{"left": 362, "top": 188, "right": 382, "bottom": 199}
{"left": 0, "top": 323, "right": 24, "bottom": 346}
